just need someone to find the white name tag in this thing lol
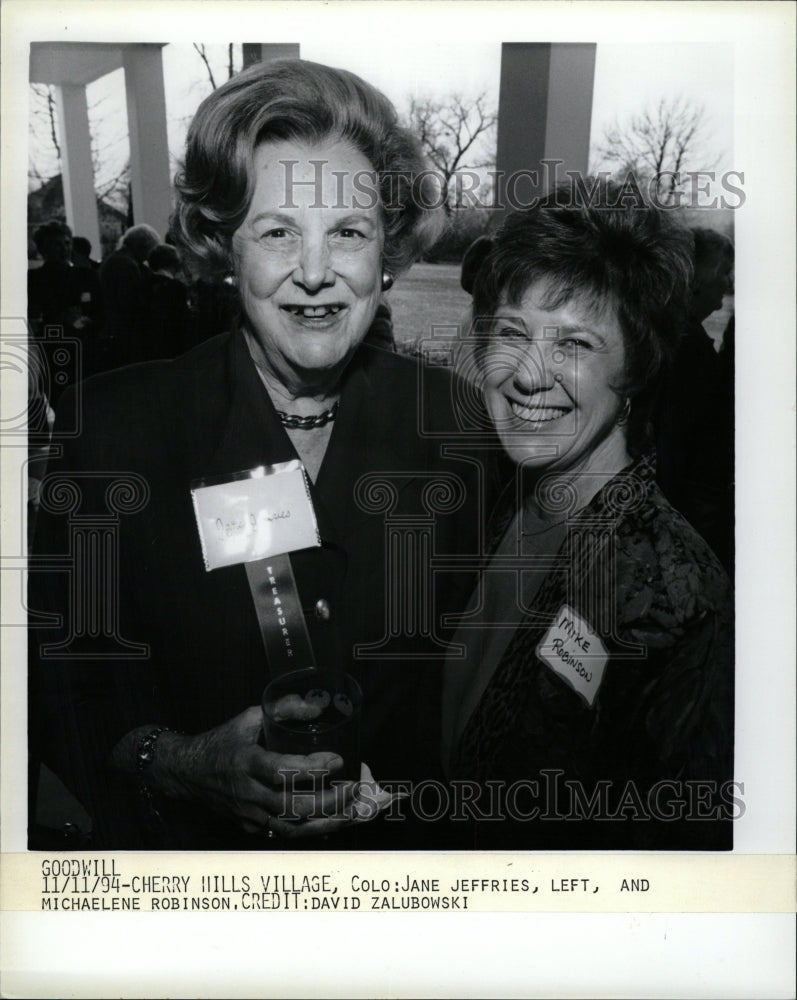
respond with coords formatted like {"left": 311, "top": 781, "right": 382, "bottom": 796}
{"left": 536, "top": 605, "right": 609, "bottom": 707}
{"left": 191, "top": 460, "right": 320, "bottom": 572}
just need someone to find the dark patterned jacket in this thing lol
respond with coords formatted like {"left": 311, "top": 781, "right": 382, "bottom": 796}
{"left": 451, "top": 455, "right": 735, "bottom": 850}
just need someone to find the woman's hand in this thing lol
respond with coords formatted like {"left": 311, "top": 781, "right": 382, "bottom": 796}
{"left": 120, "top": 708, "right": 361, "bottom": 839}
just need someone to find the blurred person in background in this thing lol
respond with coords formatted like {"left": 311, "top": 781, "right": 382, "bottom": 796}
{"left": 140, "top": 243, "right": 191, "bottom": 361}
{"left": 27, "top": 219, "right": 103, "bottom": 400}
{"left": 71, "top": 236, "right": 100, "bottom": 271}
{"left": 654, "top": 227, "right": 734, "bottom": 572}
{"left": 97, "top": 223, "right": 160, "bottom": 371}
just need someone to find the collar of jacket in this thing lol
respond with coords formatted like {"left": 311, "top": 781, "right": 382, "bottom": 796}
{"left": 485, "top": 452, "right": 657, "bottom": 555}
{"left": 195, "top": 330, "right": 441, "bottom": 547}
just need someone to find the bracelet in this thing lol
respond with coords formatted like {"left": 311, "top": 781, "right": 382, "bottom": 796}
{"left": 135, "top": 726, "right": 180, "bottom": 840}
{"left": 136, "top": 726, "right": 174, "bottom": 774}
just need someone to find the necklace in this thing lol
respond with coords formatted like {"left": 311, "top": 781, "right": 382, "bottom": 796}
{"left": 246, "top": 337, "right": 340, "bottom": 430}
{"left": 276, "top": 401, "right": 339, "bottom": 429}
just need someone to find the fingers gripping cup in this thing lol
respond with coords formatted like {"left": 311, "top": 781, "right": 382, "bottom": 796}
{"left": 262, "top": 668, "right": 362, "bottom": 785}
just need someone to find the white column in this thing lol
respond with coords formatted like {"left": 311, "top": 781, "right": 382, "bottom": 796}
{"left": 544, "top": 44, "right": 597, "bottom": 175}
{"left": 496, "top": 43, "right": 596, "bottom": 214}
{"left": 54, "top": 83, "right": 101, "bottom": 253}
{"left": 122, "top": 45, "right": 172, "bottom": 240}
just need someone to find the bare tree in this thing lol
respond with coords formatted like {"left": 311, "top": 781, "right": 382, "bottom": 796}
{"left": 404, "top": 92, "right": 497, "bottom": 212}
{"left": 31, "top": 84, "right": 61, "bottom": 159}
{"left": 28, "top": 84, "right": 62, "bottom": 189}
{"left": 28, "top": 80, "right": 132, "bottom": 229}
{"left": 593, "top": 96, "right": 716, "bottom": 205}
{"left": 193, "top": 42, "right": 238, "bottom": 91}
{"left": 193, "top": 43, "right": 218, "bottom": 90}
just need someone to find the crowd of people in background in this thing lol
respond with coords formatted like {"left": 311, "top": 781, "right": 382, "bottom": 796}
{"left": 27, "top": 219, "right": 240, "bottom": 395}
{"left": 26, "top": 219, "right": 240, "bottom": 550}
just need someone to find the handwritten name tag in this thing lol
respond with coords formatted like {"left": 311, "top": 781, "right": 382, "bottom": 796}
{"left": 191, "top": 460, "right": 320, "bottom": 571}
{"left": 536, "top": 605, "right": 609, "bottom": 708}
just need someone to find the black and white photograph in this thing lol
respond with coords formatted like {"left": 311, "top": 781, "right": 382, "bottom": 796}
{"left": 2, "top": 1, "right": 795, "bottom": 997}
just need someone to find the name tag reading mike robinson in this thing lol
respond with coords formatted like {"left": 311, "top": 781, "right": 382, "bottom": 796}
{"left": 191, "top": 460, "right": 320, "bottom": 571}
{"left": 536, "top": 605, "right": 609, "bottom": 708}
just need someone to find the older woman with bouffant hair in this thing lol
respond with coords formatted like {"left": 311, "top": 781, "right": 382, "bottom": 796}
{"left": 443, "top": 181, "right": 734, "bottom": 851}
{"left": 174, "top": 58, "right": 443, "bottom": 281}
{"left": 30, "top": 59, "right": 479, "bottom": 851}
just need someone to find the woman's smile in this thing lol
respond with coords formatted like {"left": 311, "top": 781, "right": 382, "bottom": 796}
{"left": 506, "top": 399, "right": 573, "bottom": 424}
{"left": 483, "top": 280, "right": 630, "bottom": 477}
{"left": 279, "top": 302, "right": 348, "bottom": 328}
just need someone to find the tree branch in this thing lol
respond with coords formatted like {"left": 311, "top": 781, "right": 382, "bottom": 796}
{"left": 403, "top": 91, "right": 497, "bottom": 208}
{"left": 594, "top": 95, "right": 714, "bottom": 201}
{"left": 193, "top": 43, "right": 217, "bottom": 90}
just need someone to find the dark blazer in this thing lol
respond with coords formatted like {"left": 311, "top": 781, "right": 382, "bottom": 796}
{"left": 29, "top": 331, "right": 489, "bottom": 848}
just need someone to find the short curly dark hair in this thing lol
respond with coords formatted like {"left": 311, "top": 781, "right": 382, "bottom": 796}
{"left": 173, "top": 58, "right": 444, "bottom": 280}
{"left": 472, "top": 179, "right": 694, "bottom": 454}
{"left": 33, "top": 220, "right": 72, "bottom": 254}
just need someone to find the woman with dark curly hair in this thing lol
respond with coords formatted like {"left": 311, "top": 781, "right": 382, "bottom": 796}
{"left": 442, "top": 182, "right": 734, "bottom": 850}
{"left": 30, "top": 59, "right": 481, "bottom": 849}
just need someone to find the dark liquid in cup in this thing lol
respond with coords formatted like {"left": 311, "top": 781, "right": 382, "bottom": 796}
{"left": 263, "top": 672, "right": 362, "bottom": 787}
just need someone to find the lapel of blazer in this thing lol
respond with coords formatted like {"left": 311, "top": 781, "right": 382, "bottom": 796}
{"left": 195, "top": 332, "right": 345, "bottom": 547}
{"left": 312, "top": 346, "right": 428, "bottom": 544}
{"left": 178, "top": 337, "right": 433, "bottom": 550}
{"left": 200, "top": 331, "right": 295, "bottom": 477}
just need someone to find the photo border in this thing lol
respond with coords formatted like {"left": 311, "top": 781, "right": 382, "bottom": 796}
{"left": 2, "top": 2, "right": 795, "bottom": 997}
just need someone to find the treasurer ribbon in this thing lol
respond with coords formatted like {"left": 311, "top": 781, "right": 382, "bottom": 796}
{"left": 245, "top": 555, "right": 316, "bottom": 677}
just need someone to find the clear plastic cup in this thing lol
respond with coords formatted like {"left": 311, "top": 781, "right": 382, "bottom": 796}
{"left": 262, "top": 668, "right": 362, "bottom": 785}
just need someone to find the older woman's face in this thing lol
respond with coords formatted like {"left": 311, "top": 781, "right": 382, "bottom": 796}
{"left": 232, "top": 138, "right": 384, "bottom": 390}
{"left": 481, "top": 280, "right": 630, "bottom": 477}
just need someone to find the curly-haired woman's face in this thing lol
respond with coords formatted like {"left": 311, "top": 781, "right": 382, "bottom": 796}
{"left": 481, "top": 280, "right": 631, "bottom": 478}
{"left": 232, "top": 138, "right": 384, "bottom": 392}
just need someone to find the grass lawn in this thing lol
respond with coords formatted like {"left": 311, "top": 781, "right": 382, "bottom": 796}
{"left": 704, "top": 297, "right": 734, "bottom": 351}
{"left": 388, "top": 261, "right": 733, "bottom": 354}
{"left": 385, "top": 262, "right": 471, "bottom": 349}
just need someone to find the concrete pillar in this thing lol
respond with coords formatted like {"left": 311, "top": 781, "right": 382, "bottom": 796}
{"left": 122, "top": 45, "right": 172, "bottom": 240}
{"left": 496, "top": 43, "right": 597, "bottom": 214}
{"left": 54, "top": 84, "right": 101, "bottom": 254}
{"left": 242, "top": 43, "right": 300, "bottom": 68}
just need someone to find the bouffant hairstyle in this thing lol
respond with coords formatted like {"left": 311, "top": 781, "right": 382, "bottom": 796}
{"left": 471, "top": 179, "right": 694, "bottom": 454}
{"left": 173, "top": 59, "right": 444, "bottom": 280}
